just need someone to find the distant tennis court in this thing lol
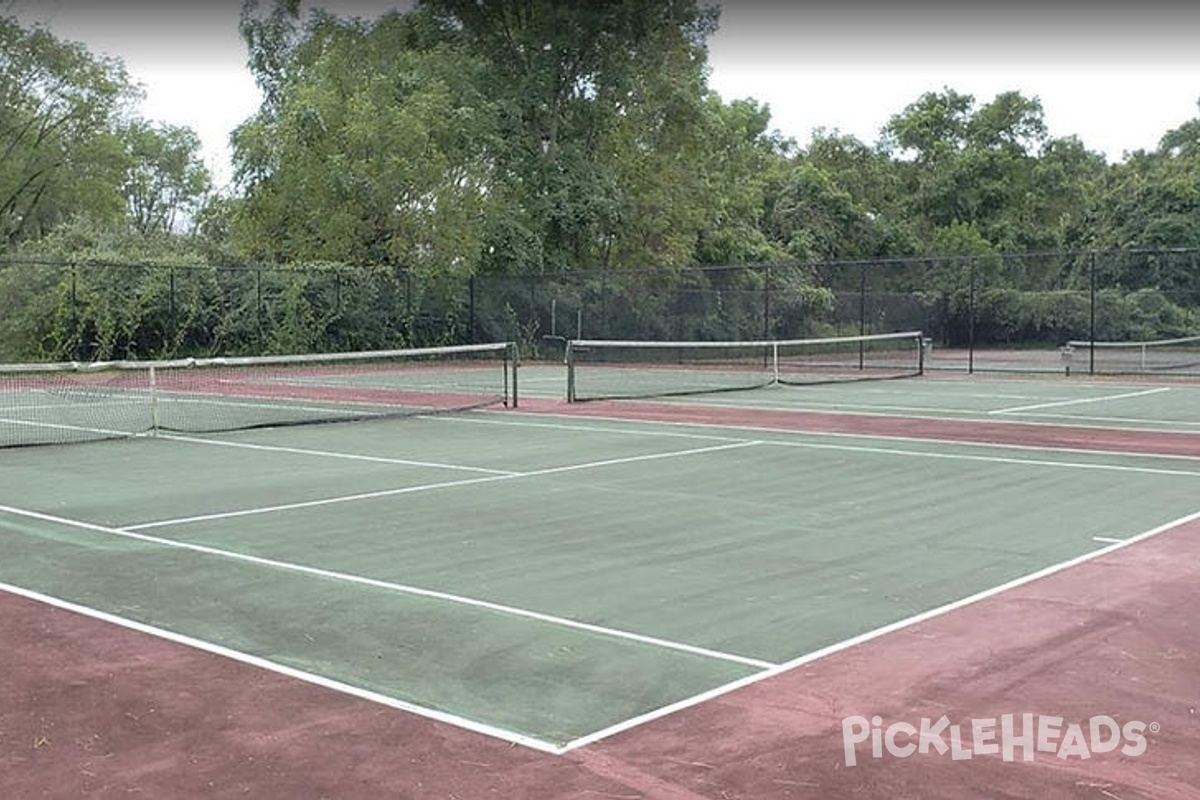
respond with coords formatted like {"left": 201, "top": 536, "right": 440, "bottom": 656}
{"left": 3, "top": 337, "right": 1199, "bottom": 797}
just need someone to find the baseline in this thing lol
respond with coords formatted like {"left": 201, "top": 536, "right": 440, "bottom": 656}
{"left": 0, "top": 502, "right": 773, "bottom": 672}
{"left": 558, "top": 506, "right": 1200, "bottom": 752}
{"left": 0, "top": 579, "right": 562, "bottom": 754}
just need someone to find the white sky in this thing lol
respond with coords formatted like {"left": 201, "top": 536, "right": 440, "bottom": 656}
{"left": 9, "top": 1, "right": 1200, "bottom": 189}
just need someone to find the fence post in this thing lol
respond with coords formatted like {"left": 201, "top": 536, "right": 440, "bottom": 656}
{"left": 169, "top": 266, "right": 177, "bottom": 352}
{"left": 255, "top": 268, "right": 263, "bottom": 351}
{"left": 70, "top": 263, "right": 80, "bottom": 360}
{"left": 858, "top": 263, "right": 867, "bottom": 368}
{"left": 405, "top": 270, "right": 414, "bottom": 344}
{"left": 968, "top": 257, "right": 976, "bottom": 374}
{"left": 1089, "top": 251, "right": 1097, "bottom": 375}
{"left": 762, "top": 264, "right": 771, "bottom": 340}
{"left": 858, "top": 263, "right": 867, "bottom": 337}
{"left": 468, "top": 274, "right": 476, "bottom": 344}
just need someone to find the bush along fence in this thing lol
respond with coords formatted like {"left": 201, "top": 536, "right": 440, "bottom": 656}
{"left": 2, "top": 248, "right": 1198, "bottom": 375}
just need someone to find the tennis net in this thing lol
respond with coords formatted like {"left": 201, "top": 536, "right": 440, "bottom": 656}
{"left": 0, "top": 342, "right": 517, "bottom": 448}
{"left": 565, "top": 331, "right": 924, "bottom": 402}
{"left": 1065, "top": 334, "right": 1200, "bottom": 375}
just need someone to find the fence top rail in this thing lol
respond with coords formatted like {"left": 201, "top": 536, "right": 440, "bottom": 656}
{"left": 4, "top": 246, "right": 1198, "bottom": 277}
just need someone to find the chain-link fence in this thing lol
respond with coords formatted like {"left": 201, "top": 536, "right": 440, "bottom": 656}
{"left": 3, "top": 249, "right": 1198, "bottom": 374}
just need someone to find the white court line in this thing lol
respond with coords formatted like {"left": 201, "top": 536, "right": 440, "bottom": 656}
{"left": 988, "top": 386, "right": 1172, "bottom": 415}
{"left": 129, "top": 473, "right": 515, "bottom": 530}
{"left": 521, "top": 439, "right": 761, "bottom": 477}
{"left": 0, "top": 579, "right": 563, "bottom": 754}
{"left": 682, "top": 392, "right": 1184, "bottom": 425}
{"left": 128, "top": 439, "right": 761, "bottom": 531}
{"left": 760, "top": 438, "right": 1200, "bottom": 478}
{"left": 999, "top": 411, "right": 1200, "bottom": 429}
{"left": 0, "top": 503, "right": 774, "bottom": 672}
{"left": 567, "top": 388, "right": 1198, "bottom": 439}
{"left": 512, "top": 376, "right": 566, "bottom": 384}
{"left": 557, "top": 507, "right": 1200, "bottom": 753}
{"left": 701, "top": 397, "right": 1010, "bottom": 417}
{"left": 456, "top": 408, "right": 1200, "bottom": 463}
{"left": 1092, "top": 536, "right": 1127, "bottom": 544}
{"left": 162, "top": 434, "right": 519, "bottom": 475}
{"left": 439, "top": 412, "right": 1200, "bottom": 472}
{"left": 0, "top": 416, "right": 147, "bottom": 439}
{"left": 435, "top": 412, "right": 748, "bottom": 442}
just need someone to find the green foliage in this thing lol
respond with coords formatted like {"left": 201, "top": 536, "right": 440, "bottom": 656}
{"left": 1084, "top": 135, "right": 1200, "bottom": 297}
{"left": 691, "top": 97, "right": 790, "bottom": 264}
{"left": 931, "top": 221, "right": 996, "bottom": 259}
{"left": 0, "top": 16, "right": 137, "bottom": 245}
{"left": 766, "top": 266, "right": 836, "bottom": 339}
{"left": 119, "top": 121, "right": 212, "bottom": 234}
{"left": 232, "top": 8, "right": 499, "bottom": 271}
{"left": 769, "top": 164, "right": 879, "bottom": 261}
{"left": 5, "top": 219, "right": 212, "bottom": 359}
{"left": 940, "top": 286, "right": 1197, "bottom": 347}
{"left": 230, "top": 0, "right": 789, "bottom": 276}
{"left": 882, "top": 87, "right": 976, "bottom": 163}
{"left": 879, "top": 88, "right": 1106, "bottom": 253}
{"left": 0, "top": 258, "right": 59, "bottom": 359}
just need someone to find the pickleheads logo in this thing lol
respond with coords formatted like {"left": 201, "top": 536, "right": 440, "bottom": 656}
{"left": 842, "top": 714, "right": 1155, "bottom": 766}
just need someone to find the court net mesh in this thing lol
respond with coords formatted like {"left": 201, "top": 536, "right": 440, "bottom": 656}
{"left": 0, "top": 342, "right": 517, "bottom": 448}
{"left": 566, "top": 331, "right": 924, "bottom": 402}
{"left": 1065, "top": 334, "right": 1200, "bottom": 375}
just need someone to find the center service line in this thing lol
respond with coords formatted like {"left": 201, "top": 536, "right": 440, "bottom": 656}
{"left": 989, "top": 386, "right": 1170, "bottom": 415}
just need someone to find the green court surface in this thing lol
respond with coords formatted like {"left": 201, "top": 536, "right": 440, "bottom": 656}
{"left": 522, "top": 362, "right": 1200, "bottom": 433}
{"left": 2, "top": 399, "right": 1199, "bottom": 751}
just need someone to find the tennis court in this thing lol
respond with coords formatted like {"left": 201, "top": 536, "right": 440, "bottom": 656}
{"left": 3, "top": 340, "right": 1199, "bottom": 797}
{"left": 562, "top": 371, "right": 1200, "bottom": 434}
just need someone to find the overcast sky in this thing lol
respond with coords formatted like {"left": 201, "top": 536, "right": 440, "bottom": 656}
{"left": 10, "top": 0, "right": 1200, "bottom": 188}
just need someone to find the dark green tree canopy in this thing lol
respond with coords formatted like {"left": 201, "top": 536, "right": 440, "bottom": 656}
{"left": 0, "top": 15, "right": 135, "bottom": 244}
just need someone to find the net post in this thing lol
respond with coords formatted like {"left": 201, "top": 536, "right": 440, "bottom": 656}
{"left": 1088, "top": 251, "right": 1097, "bottom": 375}
{"left": 918, "top": 332, "right": 926, "bottom": 376}
{"left": 565, "top": 340, "right": 576, "bottom": 402}
{"left": 509, "top": 341, "right": 519, "bottom": 408}
{"left": 149, "top": 364, "right": 160, "bottom": 437}
{"left": 771, "top": 341, "right": 780, "bottom": 384}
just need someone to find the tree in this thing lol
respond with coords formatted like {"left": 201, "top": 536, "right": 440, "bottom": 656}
{"left": 881, "top": 88, "right": 1104, "bottom": 253}
{"left": 767, "top": 163, "right": 877, "bottom": 262}
{"left": 1157, "top": 100, "right": 1200, "bottom": 158}
{"left": 1085, "top": 107, "right": 1200, "bottom": 254}
{"left": 422, "top": 0, "right": 725, "bottom": 271}
{"left": 881, "top": 87, "right": 975, "bottom": 165}
{"left": 797, "top": 130, "right": 919, "bottom": 260}
{"left": 231, "top": 7, "right": 499, "bottom": 270}
{"left": 1082, "top": 128, "right": 1200, "bottom": 294}
{"left": 690, "top": 96, "right": 791, "bottom": 265}
{"left": 230, "top": 0, "right": 784, "bottom": 275}
{"left": 120, "top": 120, "right": 211, "bottom": 234}
{"left": 1021, "top": 135, "right": 1106, "bottom": 252}
{"left": 0, "top": 15, "right": 136, "bottom": 245}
